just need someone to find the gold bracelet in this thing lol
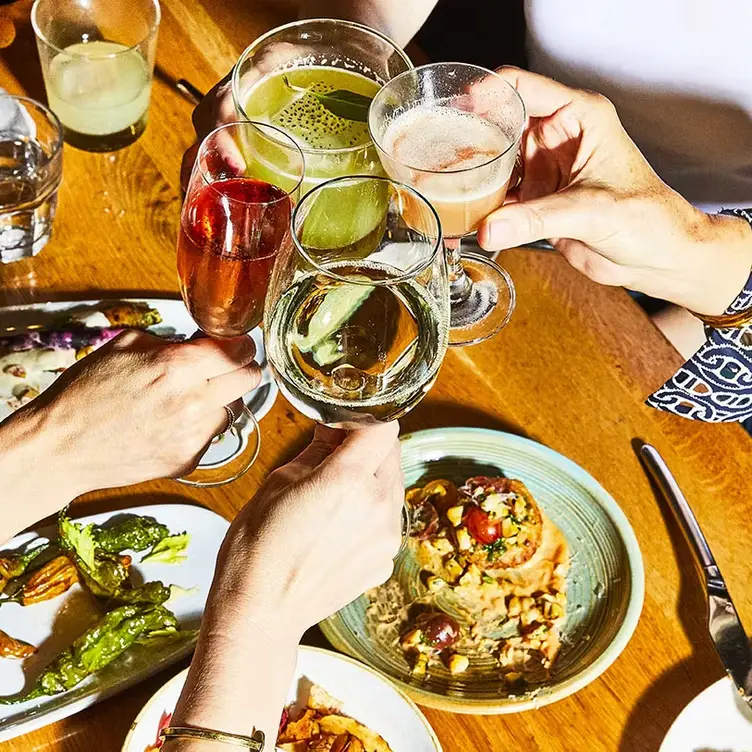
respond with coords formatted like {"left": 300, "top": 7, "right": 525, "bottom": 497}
{"left": 159, "top": 725, "right": 265, "bottom": 750}
{"left": 692, "top": 306, "right": 752, "bottom": 329}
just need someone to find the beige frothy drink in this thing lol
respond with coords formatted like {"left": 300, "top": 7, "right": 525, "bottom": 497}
{"left": 382, "top": 105, "right": 514, "bottom": 238}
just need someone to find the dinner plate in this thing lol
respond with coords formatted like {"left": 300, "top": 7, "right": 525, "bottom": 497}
{"left": 320, "top": 427, "right": 645, "bottom": 713}
{"left": 0, "top": 297, "right": 278, "bottom": 423}
{"left": 122, "top": 645, "right": 442, "bottom": 752}
{"left": 0, "top": 503, "right": 229, "bottom": 742}
{"left": 661, "top": 676, "right": 752, "bottom": 751}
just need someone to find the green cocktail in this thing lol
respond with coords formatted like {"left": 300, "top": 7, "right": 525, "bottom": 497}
{"left": 232, "top": 19, "right": 412, "bottom": 196}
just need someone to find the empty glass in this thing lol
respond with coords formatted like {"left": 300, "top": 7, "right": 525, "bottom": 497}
{"left": 0, "top": 96, "right": 63, "bottom": 264}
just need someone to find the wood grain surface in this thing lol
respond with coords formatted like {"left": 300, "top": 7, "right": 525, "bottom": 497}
{"left": 1, "top": 2, "right": 750, "bottom": 750}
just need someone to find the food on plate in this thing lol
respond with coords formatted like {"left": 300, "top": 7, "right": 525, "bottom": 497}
{"left": 0, "top": 508, "right": 194, "bottom": 696}
{"left": 144, "top": 710, "right": 173, "bottom": 752}
{"left": 0, "top": 629, "right": 36, "bottom": 659}
{"left": 0, "top": 301, "right": 172, "bottom": 414}
{"left": 0, "top": 604, "right": 180, "bottom": 703}
{"left": 140, "top": 533, "right": 190, "bottom": 564}
{"left": 92, "top": 516, "right": 171, "bottom": 554}
{"left": 277, "top": 683, "right": 392, "bottom": 752}
{"left": 369, "top": 475, "right": 569, "bottom": 685}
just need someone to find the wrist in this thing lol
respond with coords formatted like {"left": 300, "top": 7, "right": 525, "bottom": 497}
{"left": 671, "top": 212, "right": 752, "bottom": 315}
{"left": 0, "top": 405, "right": 84, "bottom": 536}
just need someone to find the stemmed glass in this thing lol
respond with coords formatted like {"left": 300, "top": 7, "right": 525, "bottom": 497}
{"left": 264, "top": 175, "right": 449, "bottom": 429}
{"left": 177, "top": 121, "right": 304, "bottom": 486}
{"left": 369, "top": 62, "right": 526, "bottom": 346}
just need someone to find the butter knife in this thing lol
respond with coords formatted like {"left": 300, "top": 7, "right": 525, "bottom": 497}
{"left": 640, "top": 443, "right": 752, "bottom": 704}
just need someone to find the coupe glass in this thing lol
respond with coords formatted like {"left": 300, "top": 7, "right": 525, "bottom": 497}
{"left": 264, "top": 175, "right": 449, "bottom": 429}
{"left": 177, "top": 121, "right": 304, "bottom": 486}
{"left": 369, "top": 62, "right": 526, "bottom": 346}
{"left": 232, "top": 18, "right": 412, "bottom": 196}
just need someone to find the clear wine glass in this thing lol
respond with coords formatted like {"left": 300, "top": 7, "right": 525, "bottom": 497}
{"left": 368, "top": 62, "right": 526, "bottom": 346}
{"left": 264, "top": 175, "right": 449, "bottom": 429}
{"left": 176, "top": 121, "right": 305, "bottom": 486}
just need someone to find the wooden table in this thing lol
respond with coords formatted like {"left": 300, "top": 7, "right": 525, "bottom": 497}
{"left": 1, "top": 2, "right": 751, "bottom": 750}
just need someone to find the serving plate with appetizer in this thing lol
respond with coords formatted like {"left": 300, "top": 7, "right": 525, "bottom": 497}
{"left": 0, "top": 297, "right": 277, "bottom": 423}
{"left": 123, "top": 646, "right": 441, "bottom": 752}
{"left": 320, "top": 427, "right": 645, "bottom": 713}
{"left": 0, "top": 503, "right": 229, "bottom": 742}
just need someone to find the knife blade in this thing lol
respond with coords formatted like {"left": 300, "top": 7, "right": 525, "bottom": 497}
{"left": 640, "top": 443, "right": 752, "bottom": 703}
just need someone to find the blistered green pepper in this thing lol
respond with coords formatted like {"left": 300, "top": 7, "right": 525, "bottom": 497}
{"left": 92, "top": 517, "right": 170, "bottom": 554}
{"left": 0, "top": 603, "right": 178, "bottom": 702}
{"left": 109, "top": 581, "right": 171, "bottom": 606}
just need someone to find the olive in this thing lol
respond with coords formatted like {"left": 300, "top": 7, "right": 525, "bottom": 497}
{"left": 415, "top": 612, "right": 460, "bottom": 649}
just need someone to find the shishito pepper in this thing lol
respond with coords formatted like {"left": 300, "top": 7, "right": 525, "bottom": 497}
{"left": 0, "top": 603, "right": 178, "bottom": 702}
{"left": 0, "top": 629, "right": 36, "bottom": 659}
{"left": 0, "top": 543, "right": 50, "bottom": 594}
{"left": 92, "top": 517, "right": 170, "bottom": 554}
{"left": 20, "top": 555, "right": 79, "bottom": 606}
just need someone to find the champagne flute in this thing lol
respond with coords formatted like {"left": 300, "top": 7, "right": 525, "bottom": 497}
{"left": 264, "top": 175, "right": 449, "bottom": 429}
{"left": 368, "top": 63, "right": 526, "bottom": 346}
{"left": 177, "top": 121, "right": 304, "bottom": 486}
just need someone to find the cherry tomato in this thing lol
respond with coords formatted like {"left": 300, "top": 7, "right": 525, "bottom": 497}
{"left": 415, "top": 612, "right": 460, "bottom": 649}
{"left": 464, "top": 505, "right": 501, "bottom": 545}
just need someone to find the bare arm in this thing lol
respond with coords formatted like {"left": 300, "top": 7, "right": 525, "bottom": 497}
{"left": 299, "top": 0, "right": 438, "bottom": 46}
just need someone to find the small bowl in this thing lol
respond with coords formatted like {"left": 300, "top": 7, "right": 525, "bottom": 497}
{"left": 320, "top": 427, "right": 644, "bottom": 713}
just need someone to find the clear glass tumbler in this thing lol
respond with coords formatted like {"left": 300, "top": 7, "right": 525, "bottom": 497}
{"left": 0, "top": 96, "right": 63, "bottom": 264}
{"left": 31, "top": 0, "right": 160, "bottom": 152}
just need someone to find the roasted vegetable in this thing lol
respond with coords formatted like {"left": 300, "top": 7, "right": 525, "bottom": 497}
{"left": 141, "top": 533, "right": 189, "bottom": 564}
{"left": 58, "top": 510, "right": 130, "bottom": 598}
{"left": 97, "top": 302, "right": 162, "bottom": 328}
{"left": 0, "top": 603, "right": 178, "bottom": 702}
{"left": 20, "top": 555, "right": 79, "bottom": 606}
{"left": 92, "top": 516, "right": 170, "bottom": 554}
{"left": 0, "top": 328, "right": 124, "bottom": 353}
{"left": 0, "top": 629, "right": 36, "bottom": 660}
{"left": 0, "top": 543, "right": 50, "bottom": 594}
{"left": 109, "top": 581, "right": 171, "bottom": 606}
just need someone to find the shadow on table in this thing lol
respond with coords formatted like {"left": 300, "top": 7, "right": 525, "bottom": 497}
{"left": 618, "top": 439, "right": 722, "bottom": 751}
{"left": 400, "top": 399, "right": 529, "bottom": 440}
{"left": 0, "top": 13, "right": 47, "bottom": 104}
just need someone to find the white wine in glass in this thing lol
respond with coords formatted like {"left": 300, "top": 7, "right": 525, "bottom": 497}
{"left": 265, "top": 176, "right": 449, "bottom": 428}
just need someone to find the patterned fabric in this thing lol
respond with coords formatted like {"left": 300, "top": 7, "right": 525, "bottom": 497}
{"left": 646, "top": 209, "right": 752, "bottom": 422}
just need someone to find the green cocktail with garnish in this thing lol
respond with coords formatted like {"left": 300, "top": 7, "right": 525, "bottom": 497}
{"left": 232, "top": 19, "right": 412, "bottom": 196}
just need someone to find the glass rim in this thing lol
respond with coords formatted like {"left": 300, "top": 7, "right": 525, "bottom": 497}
{"left": 0, "top": 94, "right": 64, "bottom": 156}
{"left": 31, "top": 0, "right": 161, "bottom": 59}
{"left": 231, "top": 17, "right": 412, "bottom": 157}
{"left": 291, "top": 174, "right": 444, "bottom": 287}
{"left": 369, "top": 61, "right": 527, "bottom": 176}
{"left": 195, "top": 120, "right": 306, "bottom": 207}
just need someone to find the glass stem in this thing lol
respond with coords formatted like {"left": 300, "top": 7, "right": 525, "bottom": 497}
{"left": 446, "top": 237, "right": 472, "bottom": 306}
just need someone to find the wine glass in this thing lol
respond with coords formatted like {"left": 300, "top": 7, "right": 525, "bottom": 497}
{"left": 368, "top": 62, "right": 526, "bottom": 346}
{"left": 176, "top": 121, "right": 305, "bottom": 486}
{"left": 232, "top": 18, "right": 412, "bottom": 196}
{"left": 264, "top": 175, "right": 449, "bottom": 429}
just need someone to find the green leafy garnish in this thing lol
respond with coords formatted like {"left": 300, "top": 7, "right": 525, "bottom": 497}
{"left": 141, "top": 533, "right": 190, "bottom": 564}
{"left": 484, "top": 539, "right": 508, "bottom": 561}
{"left": 283, "top": 76, "right": 373, "bottom": 122}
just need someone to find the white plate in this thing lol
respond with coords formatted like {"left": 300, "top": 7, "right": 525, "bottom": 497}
{"left": 123, "top": 646, "right": 442, "bottom": 752}
{"left": 661, "top": 676, "right": 752, "bottom": 751}
{"left": 0, "top": 297, "right": 278, "bottom": 423}
{"left": 0, "top": 503, "right": 230, "bottom": 742}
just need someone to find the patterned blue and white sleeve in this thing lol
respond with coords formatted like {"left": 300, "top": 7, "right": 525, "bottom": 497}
{"left": 646, "top": 211, "right": 752, "bottom": 423}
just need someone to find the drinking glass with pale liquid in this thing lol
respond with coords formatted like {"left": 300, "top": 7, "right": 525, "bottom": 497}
{"left": 31, "top": 0, "right": 160, "bottom": 152}
{"left": 232, "top": 19, "right": 411, "bottom": 196}
{"left": 369, "top": 63, "right": 526, "bottom": 346}
{"left": 264, "top": 176, "right": 449, "bottom": 429}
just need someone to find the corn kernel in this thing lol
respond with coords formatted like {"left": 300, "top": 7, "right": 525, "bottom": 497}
{"left": 446, "top": 505, "right": 464, "bottom": 527}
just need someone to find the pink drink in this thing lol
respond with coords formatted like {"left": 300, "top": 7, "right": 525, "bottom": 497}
{"left": 382, "top": 105, "right": 515, "bottom": 238}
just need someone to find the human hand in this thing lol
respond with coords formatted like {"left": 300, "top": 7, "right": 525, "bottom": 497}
{"left": 477, "top": 68, "right": 752, "bottom": 316}
{"left": 208, "top": 422, "right": 404, "bottom": 641}
{"left": 21, "top": 330, "right": 260, "bottom": 499}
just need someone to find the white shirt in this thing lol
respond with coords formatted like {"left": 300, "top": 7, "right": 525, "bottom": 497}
{"left": 526, "top": 0, "right": 752, "bottom": 212}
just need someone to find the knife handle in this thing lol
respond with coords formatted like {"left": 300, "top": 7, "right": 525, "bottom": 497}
{"left": 640, "top": 444, "right": 719, "bottom": 576}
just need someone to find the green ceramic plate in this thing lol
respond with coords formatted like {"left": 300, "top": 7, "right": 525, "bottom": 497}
{"left": 320, "top": 427, "right": 644, "bottom": 713}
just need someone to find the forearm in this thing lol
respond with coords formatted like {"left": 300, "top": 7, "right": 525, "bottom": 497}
{"left": 299, "top": 0, "right": 437, "bottom": 46}
{"left": 0, "top": 406, "right": 82, "bottom": 541}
